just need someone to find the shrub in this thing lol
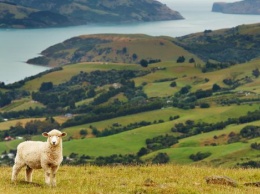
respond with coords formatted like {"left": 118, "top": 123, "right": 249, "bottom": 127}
{"left": 140, "top": 59, "right": 148, "bottom": 67}
{"left": 240, "top": 125, "right": 260, "bottom": 138}
{"left": 200, "top": 103, "right": 210, "bottom": 108}
{"left": 251, "top": 142, "right": 260, "bottom": 150}
{"left": 177, "top": 56, "right": 185, "bottom": 63}
{"left": 170, "top": 81, "right": 177, "bottom": 87}
{"left": 137, "top": 147, "right": 149, "bottom": 157}
{"left": 152, "top": 153, "right": 170, "bottom": 164}
{"left": 238, "top": 161, "right": 260, "bottom": 168}
{"left": 212, "top": 83, "right": 221, "bottom": 92}
{"left": 189, "top": 152, "right": 211, "bottom": 161}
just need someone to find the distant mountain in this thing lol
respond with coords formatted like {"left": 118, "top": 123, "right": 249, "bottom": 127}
{"left": 212, "top": 0, "right": 260, "bottom": 15}
{"left": 0, "top": 0, "right": 183, "bottom": 28}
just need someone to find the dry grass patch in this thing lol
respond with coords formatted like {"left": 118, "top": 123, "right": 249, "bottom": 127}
{"left": 1, "top": 165, "right": 260, "bottom": 194}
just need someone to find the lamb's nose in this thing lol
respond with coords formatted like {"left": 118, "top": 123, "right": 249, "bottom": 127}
{"left": 52, "top": 142, "right": 56, "bottom": 145}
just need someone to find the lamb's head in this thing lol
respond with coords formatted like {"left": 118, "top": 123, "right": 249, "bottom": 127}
{"left": 42, "top": 129, "right": 67, "bottom": 146}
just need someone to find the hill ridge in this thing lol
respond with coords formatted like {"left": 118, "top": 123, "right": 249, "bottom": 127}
{"left": 212, "top": 0, "right": 260, "bottom": 15}
{"left": 0, "top": 0, "right": 184, "bottom": 28}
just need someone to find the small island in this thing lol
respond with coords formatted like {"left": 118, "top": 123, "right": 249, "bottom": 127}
{"left": 212, "top": 0, "right": 260, "bottom": 15}
{"left": 0, "top": 0, "right": 184, "bottom": 28}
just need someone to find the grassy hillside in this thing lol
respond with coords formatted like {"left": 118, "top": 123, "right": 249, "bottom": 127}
{"left": 212, "top": 0, "right": 260, "bottom": 15}
{"left": 1, "top": 104, "right": 258, "bottom": 167}
{"left": 1, "top": 165, "right": 260, "bottom": 194}
{"left": 27, "top": 34, "right": 199, "bottom": 67}
{"left": 175, "top": 23, "right": 260, "bottom": 64}
{"left": 1, "top": 0, "right": 183, "bottom": 28}
{"left": 0, "top": 25, "right": 260, "bottom": 168}
{"left": 1, "top": 59, "right": 260, "bottom": 167}
{"left": 0, "top": 116, "right": 68, "bottom": 130}
{"left": 0, "top": 2, "right": 69, "bottom": 28}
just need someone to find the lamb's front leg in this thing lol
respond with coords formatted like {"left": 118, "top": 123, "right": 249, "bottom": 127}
{"left": 44, "top": 171, "right": 51, "bottom": 185}
{"left": 50, "top": 166, "right": 59, "bottom": 187}
{"left": 51, "top": 172, "right": 57, "bottom": 187}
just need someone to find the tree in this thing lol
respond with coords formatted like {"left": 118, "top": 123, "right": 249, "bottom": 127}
{"left": 170, "top": 81, "right": 177, "bottom": 87}
{"left": 200, "top": 103, "right": 210, "bottom": 108}
{"left": 122, "top": 47, "right": 127, "bottom": 54}
{"left": 69, "top": 100, "right": 76, "bottom": 109}
{"left": 212, "top": 83, "right": 221, "bottom": 92}
{"left": 252, "top": 68, "right": 260, "bottom": 78}
{"left": 87, "top": 88, "right": 96, "bottom": 98}
{"left": 0, "top": 92, "right": 11, "bottom": 107}
{"left": 152, "top": 153, "right": 169, "bottom": 164}
{"left": 179, "top": 86, "right": 190, "bottom": 94}
{"left": 189, "top": 152, "right": 211, "bottom": 161}
{"left": 80, "top": 129, "right": 88, "bottom": 137}
{"left": 189, "top": 58, "right": 195, "bottom": 63}
{"left": 177, "top": 56, "right": 185, "bottom": 63}
{"left": 140, "top": 59, "right": 148, "bottom": 67}
{"left": 39, "top": 82, "right": 53, "bottom": 92}
{"left": 240, "top": 125, "right": 260, "bottom": 138}
{"left": 137, "top": 147, "right": 149, "bottom": 157}
{"left": 132, "top": 53, "right": 138, "bottom": 61}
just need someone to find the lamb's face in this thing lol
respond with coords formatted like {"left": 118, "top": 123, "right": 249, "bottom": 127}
{"left": 42, "top": 129, "right": 67, "bottom": 146}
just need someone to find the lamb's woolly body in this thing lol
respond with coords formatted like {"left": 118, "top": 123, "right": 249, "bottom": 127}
{"left": 15, "top": 141, "right": 63, "bottom": 169}
{"left": 11, "top": 129, "right": 67, "bottom": 186}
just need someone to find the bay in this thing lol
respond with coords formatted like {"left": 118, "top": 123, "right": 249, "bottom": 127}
{"left": 0, "top": 0, "right": 259, "bottom": 84}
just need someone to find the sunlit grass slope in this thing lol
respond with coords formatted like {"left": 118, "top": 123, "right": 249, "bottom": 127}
{"left": 1, "top": 165, "right": 260, "bottom": 194}
{"left": 60, "top": 104, "right": 259, "bottom": 159}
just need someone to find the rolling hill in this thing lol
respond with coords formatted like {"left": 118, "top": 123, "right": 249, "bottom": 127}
{"left": 0, "top": 23, "right": 260, "bottom": 168}
{"left": 27, "top": 23, "right": 260, "bottom": 67}
{"left": 174, "top": 23, "right": 260, "bottom": 64}
{"left": 0, "top": 0, "right": 183, "bottom": 28}
{"left": 212, "top": 0, "right": 260, "bottom": 15}
{"left": 26, "top": 34, "right": 198, "bottom": 67}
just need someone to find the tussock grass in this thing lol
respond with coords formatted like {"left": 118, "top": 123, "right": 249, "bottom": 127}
{"left": 1, "top": 165, "right": 260, "bottom": 194}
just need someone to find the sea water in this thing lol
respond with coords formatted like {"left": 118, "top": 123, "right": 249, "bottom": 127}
{"left": 0, "top": 0, "right": 259, "bottom": 84}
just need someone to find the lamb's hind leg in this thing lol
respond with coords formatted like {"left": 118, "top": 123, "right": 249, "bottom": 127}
{"left": 11, "top": 161, "right": 25, "bottom": 182}
{"left": 25, "top": 166, "right": 33, "bottom": 182}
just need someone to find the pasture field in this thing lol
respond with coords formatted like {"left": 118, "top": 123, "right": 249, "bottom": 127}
{"left": 1, "top": 165, "right": 260, "bottom": 194}
{"left": 0, "top": 116, "right": 68, "bottom": 131}
{"left": 22, "top": 62, "right": 144, "bottom": 91}
{"left": 0, "top": 103, "right": 258, "bottom": 165}
{"left": 61, "top": 104, "right": 258, "bottom": 160}
{"left": 143, "top": 118, "right": 260, "bottom": 167}
{"left": 0, "top": 32, "right": 259, "bottom": 170}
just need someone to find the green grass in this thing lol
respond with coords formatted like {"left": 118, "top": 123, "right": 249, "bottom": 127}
{"left": 22, "top": 62, "right": 143, "bottom": 91}
{"left": 0, "top": 139, "right": 23, "bottom": 153}
{"left": 2, "top": 104, "right": 257, "bottom": 160}
{"left": 143, "top": 120, "right": 260, "bottom": 167}
{"left": 0, "top": 98, "right": 45, "bottom": 112}
{"left": 60, "top": 104, "right": 259, "bottom": 159}
{"left": 1, "top": 32, "right": 259, "bottom": 169}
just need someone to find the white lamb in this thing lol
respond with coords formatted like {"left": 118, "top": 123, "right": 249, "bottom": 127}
{"left": 11, "top": 129, "right": 67, "bottom": 186}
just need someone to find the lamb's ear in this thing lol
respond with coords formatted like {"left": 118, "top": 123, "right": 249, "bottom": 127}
{"left": 42, "top": 132, "right": 49, "bottom": 137}
{"left": 61, "top": 132, "right": 67, "bottom": 137}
